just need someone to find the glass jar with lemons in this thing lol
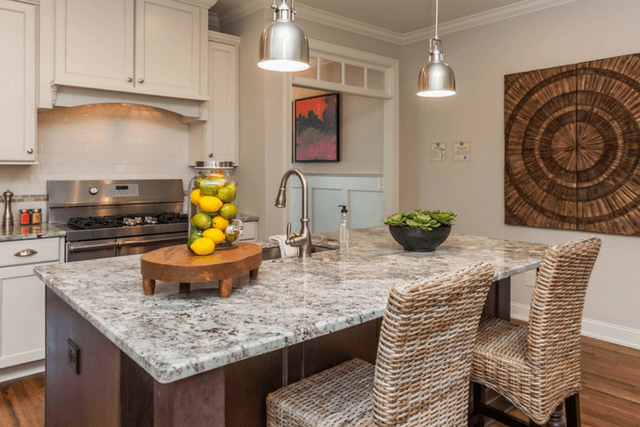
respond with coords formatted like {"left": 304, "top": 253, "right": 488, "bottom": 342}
{"left": 187, "top": 161, "right": 241, "bottom": 255}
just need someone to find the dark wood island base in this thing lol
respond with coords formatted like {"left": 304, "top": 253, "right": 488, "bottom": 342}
{"left": 46, "top": 278, "right": 514, "bottom": 427}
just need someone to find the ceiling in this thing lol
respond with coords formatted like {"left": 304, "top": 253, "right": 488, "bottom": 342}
{"left": 212, "top": 0, "right": 529, "bottom": 34}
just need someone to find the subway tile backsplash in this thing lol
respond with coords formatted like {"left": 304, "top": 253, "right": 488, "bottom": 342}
{"left": 0, "top": 104, "right": 194, "bottom": 221}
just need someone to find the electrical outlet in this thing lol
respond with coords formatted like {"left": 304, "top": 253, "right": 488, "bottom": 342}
{"left": 523, "top": 270, "right": 537, "bottom": 288}
{"left": 68, "top": 339, "right": 80, "bottom": 375}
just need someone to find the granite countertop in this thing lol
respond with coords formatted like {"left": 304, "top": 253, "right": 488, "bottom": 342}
{"left": 0, "top": 224, "right": 67, "bottom": 242}
{"left": 34, "top": 226, "right": 547, "bottom": 384}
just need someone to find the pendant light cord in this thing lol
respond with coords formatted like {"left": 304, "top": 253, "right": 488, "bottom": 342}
{"left": 434, "top": 0, "right": 439, "bottom": 40}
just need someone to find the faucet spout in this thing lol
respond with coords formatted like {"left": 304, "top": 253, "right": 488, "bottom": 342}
{"left": 274, "top": 168, "right": 312, "bottom": 257}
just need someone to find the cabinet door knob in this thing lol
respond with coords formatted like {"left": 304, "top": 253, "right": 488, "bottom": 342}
{"left": 208, "top": 153, "right": 213, "bottom": 158}
{"left": 14, "top": 249, "right": 38, "bottom": 257}
{"left": 127, "top": 77, "right": 133, "bottom": 82}
{"left": 138, "top": 78, "right": 144, "bottom": 83}
{"left": 27, "top": 148, "right": 34, "bottom": 154}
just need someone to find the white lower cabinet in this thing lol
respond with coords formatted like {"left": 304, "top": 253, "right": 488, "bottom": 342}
{"left": 0, "top": 238, "right": 62, "bottom": 383}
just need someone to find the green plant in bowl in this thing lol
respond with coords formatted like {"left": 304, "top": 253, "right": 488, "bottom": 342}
{"left": 383, "top": 210, "right": 457, "bottom": 251}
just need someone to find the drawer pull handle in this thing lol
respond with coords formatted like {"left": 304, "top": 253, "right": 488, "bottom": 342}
{"left": 14, "top": 249, "right": 38, "bottom": 257}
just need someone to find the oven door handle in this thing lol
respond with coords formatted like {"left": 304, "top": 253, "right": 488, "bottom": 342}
{"left": 68, "top": 242, "right": 119, "bottom": 253}
{"left": 118, "top": 236, "right": 185, "bottom": 247}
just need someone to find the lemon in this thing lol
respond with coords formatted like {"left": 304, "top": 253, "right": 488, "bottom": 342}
{"left": 203, "top": 228, "right": 225, "bottom": 244}
{"left": 199, "top": 196, "right": 223, "bottom": 213}
{"left": 220, "top": 203, "right": 237, "bottom": 219}
{"left": 190, "top": 188, "right": 202, "bottom": 205}
{"left": 190, "top": 237, "right": 215, "bottom": 255}
{"left": 191, "top": 212, "right": 212, "bottom": 230}
{"left": 225, "top": 232, "right": 238, "bottom": 243}
{"left": 212, "top": 216, "right": 229, "bottom": 231}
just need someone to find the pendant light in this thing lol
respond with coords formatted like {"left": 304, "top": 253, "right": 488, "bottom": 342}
{"left": 258, "top": 0, "right": 310, "bottom": 72}
{"left": 417, "top": 0, "right": 456, "bottom": 97}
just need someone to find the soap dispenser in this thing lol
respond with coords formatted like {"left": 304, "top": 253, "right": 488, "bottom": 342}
{"left": 338, "top": 205, "right": 349, "bottom": 252}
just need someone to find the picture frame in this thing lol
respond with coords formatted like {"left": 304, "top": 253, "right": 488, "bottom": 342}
{"left": 294, "top": 93, "right": 340, "bottom": 162}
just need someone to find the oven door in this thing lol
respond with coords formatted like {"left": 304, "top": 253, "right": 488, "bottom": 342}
{"left": 117, "top": 233, "right": 186, "bottom": 256}
{"left": 67, "top": 240, "right": 118, "bottom": 262}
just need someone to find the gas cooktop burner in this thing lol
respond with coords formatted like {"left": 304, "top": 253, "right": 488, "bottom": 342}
{"left": 67, "top": 212, "right": 188, "bottom": 230}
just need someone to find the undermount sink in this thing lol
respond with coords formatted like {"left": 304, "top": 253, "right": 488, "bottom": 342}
{"left": 262, "top": 245, "right": 335, "bottom": 261}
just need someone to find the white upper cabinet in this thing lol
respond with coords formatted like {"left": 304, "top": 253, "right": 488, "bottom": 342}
{"left": 135, "top": 0, "right": 202, "bottom": 98}
{"left": 55, "top": 0, "right": 135, "bottom": 91}
{"left": 50, "top": 0, "right": 209, "bottom": 101}
{"left": 0, "top": 0, "right": 36, "bottom": 164}
{"left": 189, "top": 32, "right": 240, "bottom": 165}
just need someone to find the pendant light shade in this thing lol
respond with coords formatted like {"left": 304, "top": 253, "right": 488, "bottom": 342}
{"left": 417, "top": 0, "right": 456, "bottom": 97}
{"left": 258, "top": 0, "right": 309, "bottom": 72}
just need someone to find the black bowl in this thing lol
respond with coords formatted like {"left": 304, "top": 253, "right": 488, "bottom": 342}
{"left": 388, "top": 224, "right": 452, "bottom": 252}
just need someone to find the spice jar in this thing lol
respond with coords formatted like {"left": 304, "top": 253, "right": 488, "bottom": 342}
{"left": 31, "top": 208, "right": 42, "bottom": 225}
{"left": 19, "top": 209, "right": 30, "bottom": 225}
{"left": 187, "top": 161, "right": 242, "bottom": 255}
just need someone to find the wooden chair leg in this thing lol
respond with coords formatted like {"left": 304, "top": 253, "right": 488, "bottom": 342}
{"left": 469, "top": 382, "right": 485, "bottom": 426}
{"left": 564, "top": 394, "right": 581, "bottom": 427}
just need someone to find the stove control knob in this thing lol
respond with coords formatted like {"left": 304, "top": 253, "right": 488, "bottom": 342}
{"left": 88, "top": 186, "right": 99, "bottom": 196}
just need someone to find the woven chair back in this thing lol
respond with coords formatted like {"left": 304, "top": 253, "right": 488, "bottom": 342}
{"left": 526, "top": 236, "right": 602, "bottom": 370}
{"left": 372, "top": 263, "right": 494, "bottom": 427}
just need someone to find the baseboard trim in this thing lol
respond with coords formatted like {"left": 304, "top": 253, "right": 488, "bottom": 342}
{"left": 511, "top": 303, "right": 640, "bottom": 350}
{"left": 0, "top": 359, "right": 45, "bottom": 385}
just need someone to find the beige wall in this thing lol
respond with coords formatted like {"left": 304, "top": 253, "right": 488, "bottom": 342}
{"left": 400, "top": 0, "right": 640, "bottom": 335}
{"left": 292, "top": 87, "right": 383, "bottom": 175}
{"left": 222, "top": 10, "right": 398, "bottom": 238}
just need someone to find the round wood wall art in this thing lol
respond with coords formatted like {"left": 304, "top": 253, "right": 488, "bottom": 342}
{"left": 505, "top": 53, "right": 640, "bottom": 236}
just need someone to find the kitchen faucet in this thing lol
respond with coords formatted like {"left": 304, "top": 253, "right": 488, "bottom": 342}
{"left": 275, "top": 168, "right": 312, "bottom": 257}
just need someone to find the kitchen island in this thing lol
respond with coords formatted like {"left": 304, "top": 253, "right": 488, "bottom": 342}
{"left": 35, "top": 227, "right": 547, "bottom": 427}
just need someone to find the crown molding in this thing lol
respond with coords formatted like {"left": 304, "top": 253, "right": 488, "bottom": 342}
{"left": 401, "top": 0, "right": 577, "bottom": 45}
{"left": 215, "top": 0, "right": 267, "bottom": 26}
{"left": 208, "top": 10, "right": 221, "bottom": 30}
{"left": 176, "top": 0, "right": 218, "bottom": 8}
{"left": 214, "top": 0, "right": 577, "bottom": 45}
{"left": 209, "top": 30, "right": 241, "bottom": 46}
{"left": 294, "top": 3, "right": 404, "bottom": 45}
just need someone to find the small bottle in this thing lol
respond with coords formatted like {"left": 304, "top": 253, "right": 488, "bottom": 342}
{"left": 19, "top": 209, "right": 30, "bottom": 225}
{"left": 338, "top": 205, "right": 349, "bottom": 252}
{"left": 31, "top": 208, "right": 42, "bottom": 225}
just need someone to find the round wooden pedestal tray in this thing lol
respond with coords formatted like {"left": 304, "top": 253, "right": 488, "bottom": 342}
{"left": 140, "top": 243, "right": 263, "bottom": 298}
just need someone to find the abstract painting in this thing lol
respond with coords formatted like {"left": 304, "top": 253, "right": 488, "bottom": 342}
{"left": 505, "top": 53, "right": 640, "bottom": 236}
{"left": 294, "top": 93, "right": 340, "bottom": 162}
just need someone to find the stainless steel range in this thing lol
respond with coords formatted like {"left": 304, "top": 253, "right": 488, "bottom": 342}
{"left": 48, "top": 179, "right": 188, "bottom": 262}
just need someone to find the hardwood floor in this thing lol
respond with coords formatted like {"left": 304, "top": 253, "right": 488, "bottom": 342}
{"left": 1, "top": 336, "right": 639, "bottom": 427}
{"left": 491, "top": 336, "right": 640, "bottom": 427}
{"left": 0, "top": 374, "right": 44, "bottom": 427}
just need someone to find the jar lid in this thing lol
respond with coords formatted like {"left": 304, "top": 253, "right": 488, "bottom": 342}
{"left": 195, "top": 161, "right": 235, "bottom": 170}
{"left": 20, "top": 209, "right": 29, "bottom": 213}
{"left": 33, "top": 208, "right": 41, "bottom": 212}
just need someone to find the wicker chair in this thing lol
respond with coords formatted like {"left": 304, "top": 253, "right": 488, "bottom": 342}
{"left": 470, "top": 236, "right": 602, "bottom": 427}
{"left": 266, "top": 262, "right": 494, "bottom": 427}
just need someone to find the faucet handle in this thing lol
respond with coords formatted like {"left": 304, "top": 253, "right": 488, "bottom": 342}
{"left": 286, "top": 222, "right": 292, "bottom": 238}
